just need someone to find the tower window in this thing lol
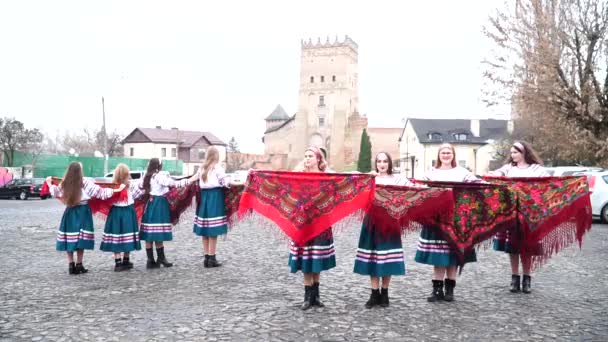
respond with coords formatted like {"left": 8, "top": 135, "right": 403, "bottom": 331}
{"left": 310, "top": 76, "right": 314, "bottom": 83}
{"left": 319, "top": 117, "right": 325, "bottom": 126}
{"left": 320, "top": 76, "right": 325, "bottom": 83}
{"left": 332, "top": 75, "right": 336, "bottom": 82}
{"left": 319, "top": 95, "right": 325, "bottom": 107}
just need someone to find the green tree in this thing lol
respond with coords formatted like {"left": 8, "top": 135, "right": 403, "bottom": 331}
{"left": 0, "top": 117, "right": 43, "bottom": 166}
{"left": 357, "top": 128, "right": 372, "bottom": 172}
{"left": 227, "top": 137, "right": 239, "bottom": 153}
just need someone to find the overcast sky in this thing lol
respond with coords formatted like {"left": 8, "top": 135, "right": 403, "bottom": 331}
{"left": 0, "top": 0, "right": 507, "bottom": 153}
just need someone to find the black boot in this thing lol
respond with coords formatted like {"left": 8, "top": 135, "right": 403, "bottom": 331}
{"left": 122, "top": 256, "right": 133, "bottom": 270}
{"left": 312, "top": 282, "right": 324, "bottom": 307}
{"left": 444, "top": 279, "right": 456, "bottom": 302}
{"left": 365, "top": 289, "right": 380, "bottom": 309}
{"left": 300, "top": 285, "right": 313, "bottom": 311}
{"left": 522, "top": 275, "right": 532, "bottom": 294}
{"left": 427, "top": 280, "right": 444, "bottom": 302}
{"left": 156, "top": 247, "right": 173, "bottom": 268}
{"left": 203, "top": 254, "right": 209, "bottom": 268}
{"left": 207, "top": 255, "right": 222, "bottom": 268}
{"left": 75, "top": 263, "right": 88, "bottom": 274}
{"left": 510, "top": 274, "right": 521, "bottom": 293}
{"left": 380, "top": 288, "right": 389, "bottom": 307}
{"left": 114, "top": 258, "right": 125, "bottom": 272}
{"left": 146, "top": 248, "right": 159, "bottom": 269}
{"left": 68, "top": 262, "right": 77, "bottom": 275}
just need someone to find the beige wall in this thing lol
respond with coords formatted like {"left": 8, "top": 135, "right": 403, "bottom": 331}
{"left": 368, "top": 128, "right": 401, "bottom": 170}
{"left": 123, "top": 143, "right": 179, "bottom": 160}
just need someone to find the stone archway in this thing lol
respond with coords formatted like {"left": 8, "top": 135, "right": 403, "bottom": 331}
{"left": 309, "top": 133, "right": 323, "bottom": 149}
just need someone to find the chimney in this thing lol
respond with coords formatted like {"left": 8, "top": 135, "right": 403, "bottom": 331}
{"left": 470, "top": 119, "right": 480, "bottom": 137}
{"left": 155, "top": 126, "right": 162, "bottom": 129}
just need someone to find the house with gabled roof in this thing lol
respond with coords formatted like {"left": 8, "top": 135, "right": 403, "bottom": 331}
{"left": 122, "top": 126, "right": 227, "bottom": 175}
{"left": 399, "top": 118, "right": 512, "bottom": 178}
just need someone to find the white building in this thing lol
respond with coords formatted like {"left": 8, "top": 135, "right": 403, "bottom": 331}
{"left": 122, "top": 126, "right": 227, "bottom": 175}
{"left": 399, "top": 119, "right": 512, "bottom": 178}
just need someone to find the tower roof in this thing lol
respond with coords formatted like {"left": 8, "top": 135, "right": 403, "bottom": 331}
{"left": 265, "top": 105, "right": 290, "bottom": 121}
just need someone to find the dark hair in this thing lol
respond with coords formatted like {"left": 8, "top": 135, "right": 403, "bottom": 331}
{"left": 509, "top": 141, "right": 543, "bottom": 165}
{"left": 61, "top": 162, "right": 83, "bottom": 207}
{"left": 320, "top": 147, "right": 328, "bottom": 160}
{"left": 375, "top": 152, "right": 393, "bottom": 175}
{"left": 143, "top": 158, "right": 162, "bottom": 195}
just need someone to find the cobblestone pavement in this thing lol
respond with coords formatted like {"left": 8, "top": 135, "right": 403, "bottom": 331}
{"left": 1, "top": 199, "right": 607, "bottom": 341}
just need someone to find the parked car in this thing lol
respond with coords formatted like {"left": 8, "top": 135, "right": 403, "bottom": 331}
{"left": 104, "top": 170, "right": 145, "bottom": 180}
{"left": 0, "top": 178, "right": 48, "bottom": 200}
{"left": 545, "top": 166, "right": 604, "bottom": 176}
{"left": 231, "top": 170, "right": 250, "bottom": 183}
{"left": 574, "top": 170, "right": 608, "bottom": 223}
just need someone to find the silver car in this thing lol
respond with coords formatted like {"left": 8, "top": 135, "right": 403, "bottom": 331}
{"left": 575, "top": 171, "right": 608, "bottom": 223}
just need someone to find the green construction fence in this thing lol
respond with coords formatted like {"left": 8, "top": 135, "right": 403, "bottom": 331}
{"left": 4, "top": 151, "right": 183, "bottom": 178}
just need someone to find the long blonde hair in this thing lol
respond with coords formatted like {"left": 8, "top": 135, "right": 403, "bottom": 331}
{"left": 61, "top": 162, "right": 83, "bottom": 207}
{"left": 112, "top": 163, "right": 131, "bottom": 185}
{"left": 200, "top": 146, "right": 220, "bottom": 183}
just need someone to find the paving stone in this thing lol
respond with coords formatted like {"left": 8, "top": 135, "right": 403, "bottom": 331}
{"left": 0, "top": 199, "right": 607, "bottom": 341}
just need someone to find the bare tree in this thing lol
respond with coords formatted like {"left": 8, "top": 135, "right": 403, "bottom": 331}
{"left": 484, "top": 0, "right": 608, "bottom": 165}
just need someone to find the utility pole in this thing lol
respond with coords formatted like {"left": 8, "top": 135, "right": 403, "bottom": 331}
{"left": 175, "top": 128, "right": 180, "bottom": 174}
{"left": 102, "top": 96, "right": 108, "bottom": 175}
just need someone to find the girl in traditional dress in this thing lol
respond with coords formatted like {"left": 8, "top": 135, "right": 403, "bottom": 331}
{"left": 414, "top": 143, "right": 478, "bottom": 302}
{"left": 100, "top": 164, "right": 143, "bottom": 271}
{"left": 354, "top": 152, "right": 409, "bottom": 308}
{"left": 490, "top": 141, "right": 549, "bottom": 294}
{"left": 47, "top": 162, "right": 124, "bottom": 275}
{"left": 140, "top": 158, "right": 197, "bottom": 269}
{"left": 193, "top": 147, "right": 241, "bottom": 268}
{"left": 290, "top": 146, "right": 336, "bottom": 310}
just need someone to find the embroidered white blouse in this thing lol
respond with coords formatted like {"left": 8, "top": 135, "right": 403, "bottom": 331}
{"left": 492, "top": 163, "right": 549, "bottom": 177}
{"left": 49, "top": 178, "right": 115, "bottom": 204}
{"left": 424, "top": 166, "right": 479, "bottom": 183}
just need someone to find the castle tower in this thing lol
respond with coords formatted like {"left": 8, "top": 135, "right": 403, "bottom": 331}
{"left": 291, "top": 35, "right": 360, "bottom": 169}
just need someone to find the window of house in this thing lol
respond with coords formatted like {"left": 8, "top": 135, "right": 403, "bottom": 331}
{"left": 310, "top": 76, "right": 314, "bottom": 83}
{"left": 171, "top": 148, "right": 176, "bottom": 157}
{"left": 458, "top": 160, "right": 466, "bottom": 168}
{"left": 454, "top": 133, "right": 468, "bottom": 141}
{"left": 332, "top": 75, "right": 336, "bottom": 82}
{"left": 161, "top": 148, "right": 167, "bottom": 157}
{"left": 428, "top": 132, "right": 442, "bottom": 140}
{"left": 129, "top": 147, "right": 134, "bottom": 157}
{"left": 319, "top": 117, "right": 325, "bottom": 126}
{"left": 198, "top": 149, "right": 206, "bottom": 160}
{"left": 319, "top": 95, "right": 325, "bottom": 107}
{"left": 320, "top": 76, "right": 325, "bottom": 82}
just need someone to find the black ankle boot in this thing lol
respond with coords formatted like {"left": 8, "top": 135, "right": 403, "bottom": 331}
{"left": 301, "top": 285, "right": 313, "bottom": 311}
{"left": 75, "top": 263, "right": 88, "bottom": 274}
{"left": 156, "top": 247, "right": 173, "bottom": 268}
{"left": 380, "top": 288, "right": 389, "bottom": 307}
{"left": 427, "top": 280, "right": 444, "bottom": 302}
{"left": 114, "top": 258, "right": 125, "bottom": 272}
{"left": 122, "top": 257, "right": 133, "bottom": 270}
{"left": 207, "top": 255, "right": 222, "bottom": 268}
{"left": 146, "top": 248, "right": 159, "bottom": 269}
{"left": 522, "top": 275, "right": 532, "bottom": 294}
{"left": 312, "top": 282, "right": 324, "bottom": 307}
{"left": 365, "top": 289, "right": 380, "bottom": 309}
{"left": 444, "top": 279, "right": 456, "bottom": 302}
{"left": 203, "top": 254, "right": 209, "bottom": 268}
{"left": 510, "top": 274, "right": 521, "bottom": 293}
{"left": 68, "top": 262, "right": 76, "bottom": 275}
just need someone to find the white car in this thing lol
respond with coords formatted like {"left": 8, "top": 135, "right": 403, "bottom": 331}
{"left": 545, "top": 166, "right": 603, "bottom": 176}
{"left": 231, "top": 170, "right": 250, "bottom": 183}
{"left": 575, "top": 170, "right": 608, "bottom": 223}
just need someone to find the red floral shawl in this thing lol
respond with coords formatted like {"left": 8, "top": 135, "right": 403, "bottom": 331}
{"left": 483, "top": 176, "right": 592, "bottom": 265}
{"left": 42, "top": 178, "right": 129, "bottom": 218}
{"left": 368, "top": 184, "right": 454, "bottom": 239}
{"left": 420, "top": 181, "right": 518, "bottom": 263}
{"left": 238, "top": 171, "right": 375, "bottom": 245}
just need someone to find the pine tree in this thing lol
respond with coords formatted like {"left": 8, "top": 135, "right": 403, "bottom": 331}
{"left": 357, "top": 129, "right": 372, "bottom": 172}
{"left": 227, "top": 137, "right": 239, "bottom": 153}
